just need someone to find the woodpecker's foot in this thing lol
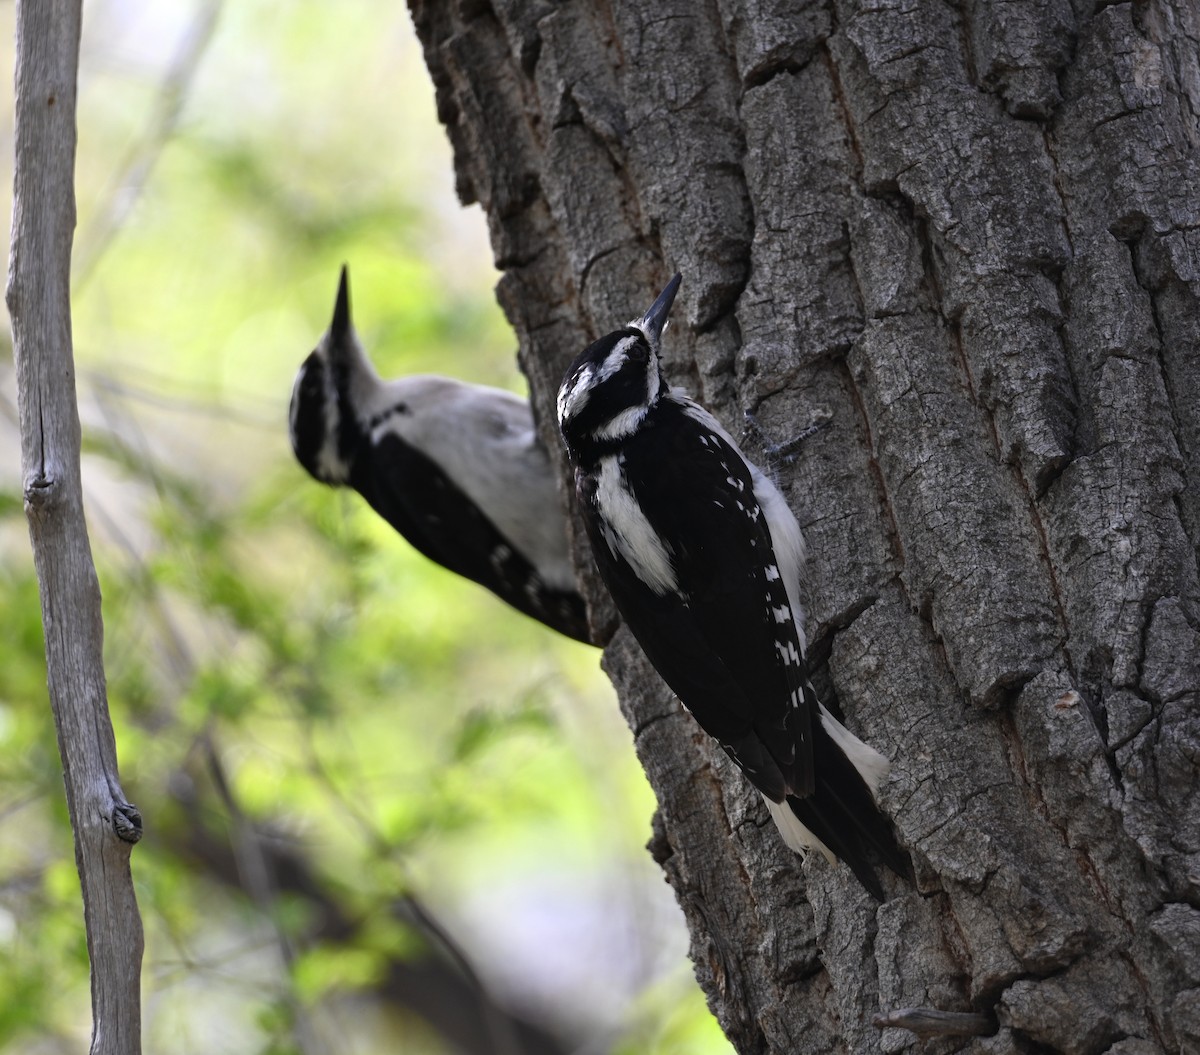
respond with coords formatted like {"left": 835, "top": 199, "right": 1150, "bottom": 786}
{"left": 742, "top": 409, "right": 833, "bottom": 465}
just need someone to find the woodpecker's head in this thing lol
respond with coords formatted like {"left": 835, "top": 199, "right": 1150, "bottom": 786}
{"left": 557, "top": 273, "right": 681, "bottom": 460}
{"left": 289, "top": 265, "right": 375, "bottom": 485}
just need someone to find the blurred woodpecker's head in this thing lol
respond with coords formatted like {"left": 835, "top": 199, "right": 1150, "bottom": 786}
{"left": 557, "top": 273, "right": 681, "bottom": 457}
{"left": 289, "top": 265, "right": 370, "bottom": 485}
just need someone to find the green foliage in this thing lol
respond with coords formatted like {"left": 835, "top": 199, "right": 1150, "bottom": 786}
{"left": 0, "top": 1, "right": 734, "bottom": 1052}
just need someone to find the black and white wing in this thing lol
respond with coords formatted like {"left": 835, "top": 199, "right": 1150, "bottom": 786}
{"left": 353, "top": 434, "right": 590, "bottom": 643}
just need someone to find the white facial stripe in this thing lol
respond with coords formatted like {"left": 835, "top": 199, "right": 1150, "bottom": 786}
{"left": 563, "top": 332, "right": 663, "bottom": 439}
{"left": 600, "top": 334, "right": 661, "bottom": 399}
{"left": 557, "top": 365, "right": 594, "bottom": 425}
{"left": 317, "top": 363, "right": 348, "bottom": 480}
{"left": 614, "top": 326, "right": 664, "bottom": 409}
{"left": 599, "top": 335, "right": 639, "bottom": 381}
{"left": 300, "top": 358, "right": 350, "bottom": 483}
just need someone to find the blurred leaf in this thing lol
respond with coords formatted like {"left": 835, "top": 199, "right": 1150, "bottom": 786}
{"left": 292, "top": 944, "right": 383, "bottom": 1004}
{"left": 451, "top": 700, "right": 554, "bottom": 763}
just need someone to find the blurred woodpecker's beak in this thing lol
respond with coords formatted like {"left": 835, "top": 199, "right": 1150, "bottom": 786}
{"left": 330, "top": 264, "right": 352, "bottom": 341}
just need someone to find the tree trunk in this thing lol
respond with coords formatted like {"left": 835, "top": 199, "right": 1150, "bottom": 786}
{"left": 8, "top": 2, "right": 144, "bottom": 1052}
{"left": 407, "top": 2, "right": 1200, "bottom": 1052}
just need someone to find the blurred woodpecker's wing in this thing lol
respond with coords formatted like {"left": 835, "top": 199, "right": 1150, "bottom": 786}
{"left": 353, "top": 432, "right": 590, "bottom": 643}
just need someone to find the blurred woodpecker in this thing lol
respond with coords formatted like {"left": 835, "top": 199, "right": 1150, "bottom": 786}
{"left": 290, "top": 267, "right": 590, "bottom": 643}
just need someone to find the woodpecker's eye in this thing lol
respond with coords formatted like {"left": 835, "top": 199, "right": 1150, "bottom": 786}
{"left": 627, "top": 341, "right": 649, "bottom": 364}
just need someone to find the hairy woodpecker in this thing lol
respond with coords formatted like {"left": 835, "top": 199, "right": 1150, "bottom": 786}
{"left": 290, "top": 267, "right": 590, "bottom": 643}
{"left": 557, "top": 274, "right": 908, "bottom": 897}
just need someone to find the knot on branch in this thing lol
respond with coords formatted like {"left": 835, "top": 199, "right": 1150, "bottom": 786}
{"left": 873, "top": 1007, "right": 996, "bottom": 1039}
{"left": 112, "top": 802, "right": 143, "bottom": 844}
{"left": 23, "top": 473, "right": 57, "bottom": 511}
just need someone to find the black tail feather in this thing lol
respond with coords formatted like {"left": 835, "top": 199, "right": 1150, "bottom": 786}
{"left": 788, "top": 793, "right": 888, "bottom": 900}
{"left": 822, "top": 767, "right": 911, "bottom": 880}
{"left": 785, "top": 723, "right": 912, "bottom": 901}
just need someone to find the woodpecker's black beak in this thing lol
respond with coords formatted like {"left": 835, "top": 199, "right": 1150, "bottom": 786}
{"left": 331, "top": 265, "right": 352, "bottom": 340}
{"left": 639, "top": 272, "right": 682, "bottom": 342}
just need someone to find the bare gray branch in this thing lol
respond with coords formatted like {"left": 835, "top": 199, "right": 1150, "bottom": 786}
{"left": 8, "top": 1, "right": 144, "bottom": 1051}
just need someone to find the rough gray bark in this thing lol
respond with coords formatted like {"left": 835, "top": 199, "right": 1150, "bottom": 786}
{"left": 7, "top": 2, "right": 144, "bottom": 1052}
{"left": 407, "top": 2, "right": 1200, "bottom": 1053}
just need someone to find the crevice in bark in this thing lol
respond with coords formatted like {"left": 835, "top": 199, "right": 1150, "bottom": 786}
{"left": 835, "top": 360, "right": 906, "bottom": 575}
{"left": 631, "top": 705, "right": 681, "bottom": 743}
{"left": 809, "top": 593, "right": 881, "bottom": 672}
{"left": 1121, "top": 232, "right": 1200, "bottom": 589}
{"left": 821, "top": 36, "right": 865, "bottom": 181}
{"left": 943, "top": 307, "right": 994, "bottom": 445}
{"left": 1009, "top": 458, "right": 1079, "bottom": 683}
{"left": 949, "top": 0, "right": 981, "bottom": 93}
{"left": 742, "top": 56, "right": 815, "bottom": 91}
{"left": 1116, "top": 947, "right": 1172, "bottom": 1053}
{"left": 1040, "top": 128, "right": 1077, "bottom": 261}
{"left": 578, "top": 242, "right": 628, "bottom": 297}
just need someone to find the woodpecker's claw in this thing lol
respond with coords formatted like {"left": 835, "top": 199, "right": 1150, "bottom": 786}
{"left": 742, "top": 409, "right": 833, "bottom": 465}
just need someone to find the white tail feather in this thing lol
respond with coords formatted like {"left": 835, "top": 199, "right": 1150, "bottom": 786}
{"left": 819, "top": 704, "right": 890, "bottom": 794}
{"left": 762, "top": 708, "right": 890, "bottom": 864}
{"left": 763, "top": 795, "right": 837, "bottom": 864}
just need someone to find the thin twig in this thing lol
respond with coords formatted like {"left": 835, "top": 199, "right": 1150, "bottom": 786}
{"left": 202, "top": 733, "right": 340, "bottom": 1055}
{"left": 301, "top": 735, "right": 523, "bottom": 1055}
{"left": 72, "top": 0, "right": 223, "bottom": 290}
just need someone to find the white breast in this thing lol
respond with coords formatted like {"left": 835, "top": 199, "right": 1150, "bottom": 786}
{"left": 594, "top": 454, "right": 678, "bottom": 595}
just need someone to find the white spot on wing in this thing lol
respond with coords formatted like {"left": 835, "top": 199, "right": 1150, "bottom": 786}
{"left": 679, "top": 397, "right": 810, "bottom": 647}
{"left": 774, "top": 638, "right": 802, "bottom": 666}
